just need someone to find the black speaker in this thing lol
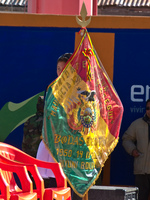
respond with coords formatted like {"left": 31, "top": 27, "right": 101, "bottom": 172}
{"left": 73, "top": 186, "right": 138, "bottom": 200}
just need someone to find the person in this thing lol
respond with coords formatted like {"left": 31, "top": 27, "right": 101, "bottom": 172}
{"left": 122, "top": 99, "right": 150, "bottom": 200}
{"left": 36, "top": 53, "right": 72, "bottom": 188}
{"left": 22, "top": 96, "right": 44, "bottom": 158}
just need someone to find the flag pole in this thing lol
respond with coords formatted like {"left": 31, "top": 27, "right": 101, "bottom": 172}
{"left": 76, "top": 2, "right": 91, "bottom": 200}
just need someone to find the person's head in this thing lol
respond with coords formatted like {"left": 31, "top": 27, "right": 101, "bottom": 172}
{"left": 146, "top": 99, "right": 150, "bottom": 118}
{"left": 57, "top": 53, "right": 72, "bottom": 76}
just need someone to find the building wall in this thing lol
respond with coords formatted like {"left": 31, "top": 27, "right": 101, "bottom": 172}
{"left": 98, "top": 6, "right": 150, "bottom": 16}
{"left": 1, "top": 13, "right": 150, "bottom": 186}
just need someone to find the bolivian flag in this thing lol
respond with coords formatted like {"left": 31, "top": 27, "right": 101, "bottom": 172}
{"left": 42, "top": 29, "right": 123, "bottom": 197}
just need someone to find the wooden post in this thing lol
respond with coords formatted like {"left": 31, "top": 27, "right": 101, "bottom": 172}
{"left": 82, "top": 192, "right": 88, "bottom": 200}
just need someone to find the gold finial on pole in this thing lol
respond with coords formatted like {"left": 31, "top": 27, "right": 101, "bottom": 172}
{"left": 76, "top": 1, "right": 91, "bottom": 28}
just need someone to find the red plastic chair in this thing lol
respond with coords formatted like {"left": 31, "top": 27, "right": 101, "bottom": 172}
{"left": 0, "top": 168, "right": 9, "bottom": 200}
{"left": 0, "top": 142, "right": 71, "bottom": 200}
{"left": 0, "top": 161, "right": 37, "bottom": 200}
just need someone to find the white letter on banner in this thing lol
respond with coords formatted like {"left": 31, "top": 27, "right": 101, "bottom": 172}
{"left": 131, "top": 85, "right": 144, "bottom": 102}
{"left": 146, "top": 85, "right": 150, "bottom": 101}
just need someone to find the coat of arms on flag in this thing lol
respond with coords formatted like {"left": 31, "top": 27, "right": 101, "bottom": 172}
{"left": 42, "top": 28, "right": 123, "bottom": 197}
